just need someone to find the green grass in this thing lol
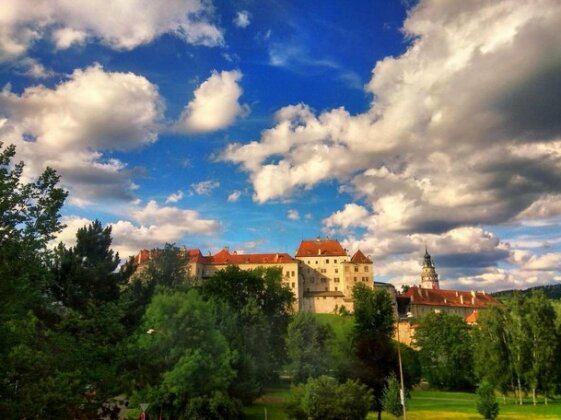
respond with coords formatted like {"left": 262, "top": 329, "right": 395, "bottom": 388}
{"left": 243, "top": 385, "right": 561, "bottom": 420}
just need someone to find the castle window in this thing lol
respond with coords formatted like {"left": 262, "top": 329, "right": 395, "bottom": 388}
{"left": 345, "top": 266, "right": 350, "bottom": 272}
{"left": 320, "top": 269, "right": 327, "bottom": 273}
{"left": 321, "top": 278, "right": 326, "bottom": 283}
{"left": 335, "top": 287, "right": 338, "bottom": 291}
{"left": 326, "top": 259, "right": 329, "bottom": 264}
{"left": 335, "top": 268, "right": 338, "bottom": 273}
{"left": 334, "top": 277, "right": 340, "bottom": 282}
{"left": 365, "top": 266, "right": 369, "bottom": 272}
{"left": 292, "top": 271, "right": 295, "bottom": 276}
{"left": 353, "top": 277, "right": 357, "bottom": 281}
{"left": 292, "top": 282, "right": 295, "bottom": 288}
{"left": 354, "top": 266, "right": 359, "bottom": 272}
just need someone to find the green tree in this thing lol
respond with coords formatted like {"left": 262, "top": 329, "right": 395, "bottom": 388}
{"left": 286, "top": 312, "right": 334, "bottom": 383}
{"left": 415, "top": 312, "right": 475, "bottom": 390}
{"left": 0, "top": 142, "right": 67, "bottom": 417}
{"left": 121, "top": 243, "right": 191, "bottom": 332}
{"left": 351, "top": 283, "right": 397, "bottom": 420}
{"left": 382, "top": 374, "right": 403, "bottom": 418}
{"left": 200, "top": 266, "right": 294, "bottom": 402}
{"left": 49, "top": 220, "right": 122, "bottom": 309}
{"left": 476, "top": 381, "right": 499, "bottom": 420}
{"left": 506, "top": 294, "right": 531, "bottom": 405}
{"left": 286, "top": 375, "right": 373, "bottom": 420}
{"left": 130, "top": 288, "right": 237, "bottom": 417}
{"left": 524, "top": 291, "right": 558, "bottom": 405}
{"left": 474, "top": 305, "right": 513, "bottom": 401}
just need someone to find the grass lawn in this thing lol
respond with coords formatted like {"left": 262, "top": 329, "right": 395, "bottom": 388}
{"left": 243, "top": 385, "right": 561, "bottom": 420}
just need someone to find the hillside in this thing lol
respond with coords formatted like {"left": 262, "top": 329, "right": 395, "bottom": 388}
{"left": 493, "top": 283, "right": 561, "bottom": 300}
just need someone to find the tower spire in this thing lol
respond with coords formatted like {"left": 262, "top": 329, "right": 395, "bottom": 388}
{"left": 420, "top": 248, "right": 439, "bottom": 289}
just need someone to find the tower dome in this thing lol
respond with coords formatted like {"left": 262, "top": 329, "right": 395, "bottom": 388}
{"left": 421, "top": 248, "right": 440, "bottom": 289}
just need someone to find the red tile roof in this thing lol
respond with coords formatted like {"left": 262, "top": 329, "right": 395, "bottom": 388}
{"left": 208, "top": 249, "right": 296, "bottom": 265}
{"left": 296, "top": 239, "right": 347, "bottom": 257}
{"left": 133, "top": 248, "right": 296, "bottom": 266}
{"left": 401, "top": 286, "right": 498, "bottom": 309}
{"left": 350, "top": 249, "right": 372, "bottom": 264}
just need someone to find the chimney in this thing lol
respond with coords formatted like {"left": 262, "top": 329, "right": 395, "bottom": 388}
{"left": 471, "top": 297, "right": 475, "bottom": 305}
{"left": 471, "top": 290, "right": 476, "bottom": 297}
{"left": 317, "top": 249, "right": 321, "bottom": 256}
{"left": 460, "top": 295, "right": 464, "bottom": 304}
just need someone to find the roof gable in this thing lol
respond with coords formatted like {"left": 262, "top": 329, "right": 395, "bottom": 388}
{"left": 350, "top": 249, "right": 372, "bottom": 264}
{"left": 296, "top": 239, "right": 346, "bottom": 257}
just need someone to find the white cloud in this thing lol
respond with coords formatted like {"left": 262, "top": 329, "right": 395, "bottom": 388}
{"left": 175, "top": 70, "right": 248, "bottom": 133}
{"left": 52, "top": 27, "right": 88, "bottom": 49}
{"left": 227, "top": 190, "right": 241, "bottom": 202}
{"left": 55, "top": 200, "right": 220, "bottom": 259}
{"left": 0, "top": 0, "right": 223, "bottom": 61}
{"left": 234, "top": 11, "right": 251, "bottom": 28}
{"left": 323, "top": 203, "right": 370, "bottom": 231}
{"left": 287, "top": 209, "right": 300, "bottom": 220}
{"left": 190, "top": 180, "right": 220, "bottom": 195}
{"left": 17, "top": 58, "right": 54, "bottom": 79}
{"left": 0, "top": 64, "right": 164, "bottom": 203}
{"left": 165, "top": 190, "right": 184, "bottom": 203}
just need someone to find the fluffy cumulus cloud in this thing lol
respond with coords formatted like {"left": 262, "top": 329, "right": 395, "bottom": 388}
{"left": 57, "top": 200, "right": 220, "bottom": 259}
{"left": 0, "top": 64, "right": 164, "bottom": 204}
{"left": 222, "top": 0, "right": 561, "bottom": 290}
{"left": 175, "top": 70, "right": 248, "bottom": 133}
{"left": 0, "top": 0, "right": 223, "bottom": 61}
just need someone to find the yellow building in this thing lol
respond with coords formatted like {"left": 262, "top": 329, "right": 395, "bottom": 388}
{"left": 295, "top": 238, "right": 374, "bottom": 313}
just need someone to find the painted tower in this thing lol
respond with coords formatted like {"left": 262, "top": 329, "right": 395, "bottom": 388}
{"left": 420, "top": 248, "right": 440, "bottom": 289}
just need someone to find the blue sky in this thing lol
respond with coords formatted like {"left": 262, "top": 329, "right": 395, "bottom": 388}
{"left": 2, "top": 0, "right": 561, "bottom": 291}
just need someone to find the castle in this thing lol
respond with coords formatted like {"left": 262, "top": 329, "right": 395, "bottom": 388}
{"left": 132, "top": 238, "right": 374, "bottom": 313}
{"left": 395, "top": 248, "right": 500, "bottom": 345}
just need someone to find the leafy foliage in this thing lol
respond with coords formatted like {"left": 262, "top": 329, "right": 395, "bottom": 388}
{"left": 200, "top": 265, "right": 294, "bottom": 402}
{"left": 286, "top": 312, "right": 334, "bottom": 383}
{"left": 130, "top": 288, "right": 237, "bottom": 417}
{"left": 415, "top": 312, "right": 475, "bottom": 390}
{"left": 286, "top": 375, "right": 374, "bottom": 420}
{"left": 476, "top": 381, "right": 499, "bottom": 420}
{"left": 351, "top": 284, "right": 397, "bottom": 417}
{"left": 382, "top": 374, "right": 404, "bottom": 418}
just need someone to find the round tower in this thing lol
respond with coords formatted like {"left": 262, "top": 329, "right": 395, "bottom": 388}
{"left": 420, "top": 248, "right": 440, "bottom": 289}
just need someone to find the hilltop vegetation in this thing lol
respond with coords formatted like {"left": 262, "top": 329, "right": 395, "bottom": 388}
{"left": 493, "top": 284, "right": 561, "bottom": 300}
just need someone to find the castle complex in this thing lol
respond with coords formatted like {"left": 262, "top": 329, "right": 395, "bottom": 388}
{"left": 132, "top": 242, "right": 498, "bottom": 321}
{"left": 133, "top": 238, "right": 373, "bottom": 313}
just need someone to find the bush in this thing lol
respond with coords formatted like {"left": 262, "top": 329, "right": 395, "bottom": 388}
{"left": 286, "top": 375, "right": 373, "bottom": 420}
{"left": 184, "top": 392, "right": 243, "bottom": 420}
{"left": 382, "top": 374, "right": 403, "bottom": 418}
{"left": 476, "top": 381, "right": 499, "bottom": 420}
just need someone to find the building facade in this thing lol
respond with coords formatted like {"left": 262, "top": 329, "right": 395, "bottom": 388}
{"left": 295, "top": 239, "right": 374, "bottom": 313}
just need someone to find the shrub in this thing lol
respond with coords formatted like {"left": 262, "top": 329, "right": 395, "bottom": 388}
{"left": 382, "top": 374, "right": 403, "bottom": 418}
{"left": 476, "top": 381, "right": 499, "bottom": 420}
{"left": 286, "top": 375, "right": 373, "bottom": 420}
